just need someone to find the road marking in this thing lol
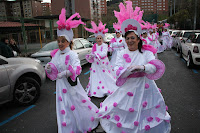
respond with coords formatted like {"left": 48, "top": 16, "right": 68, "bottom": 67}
{"left": 175, "top": 53, "right": 179, "bottom": 56}
{"left": 84, "top": 70, "right": 90, "bottom": 75}
{"left": 181, "top": 58, "right": 186, "bottom": 63}
{"left": 0, "top": 105, "right": 35, "bottom": 126}
{"left": 192, "top": 69, "right": 198, "bottom": 74}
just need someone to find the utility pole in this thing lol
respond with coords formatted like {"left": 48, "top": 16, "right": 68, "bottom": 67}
{"left": 194, "top": 0, "right": 197, "bottom": 30}
{"left": 174, "top": 0, "right": 175, "bottom": 14}
{"left": 170, "top": 0, "right": 172, "bottom": 16}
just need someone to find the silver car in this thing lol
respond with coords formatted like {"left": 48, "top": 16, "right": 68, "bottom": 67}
{"left": 0, "top": 55, "right": 46, "bottom": 105}
{"left": 31, "top": 38, "right": 93, "bottom": 67}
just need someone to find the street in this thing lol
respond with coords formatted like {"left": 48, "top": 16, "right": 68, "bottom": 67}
{"left": 0, "top": 49, "right": 200, "bottom": 133}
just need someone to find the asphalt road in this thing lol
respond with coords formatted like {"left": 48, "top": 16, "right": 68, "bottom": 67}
{"left": 0, "top": 49, "right": 200, "bottom": 133}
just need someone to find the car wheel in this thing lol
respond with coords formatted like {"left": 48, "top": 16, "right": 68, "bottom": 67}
{"left": 176, "top": 44, "right": 180, "bottom": 53}
{"left": 187, "top": 53, "right": 194, "bottom": 69}
{"left": 14, "top": 77, "right": 40, "bottom": 106}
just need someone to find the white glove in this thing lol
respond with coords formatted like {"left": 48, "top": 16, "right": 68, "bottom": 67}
{"left": 129, "top": 65, "right": 145, "bottom": 73}
{"left": 121, "top": 67, "right": 132, "bottom": 78}
{"left": 45, "top": 64, "right": 52, "bottom": 73}
{"left": 57, "top": 70, "right": 67, "bottom": 79}
{"left": 90, "top": 53, "right": 96, "bottom": 57}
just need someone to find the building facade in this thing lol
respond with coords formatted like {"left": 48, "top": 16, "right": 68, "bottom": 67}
{"left": 42, "top": 2, "right": 52, "bottom": 16}
{"left": 125, "top": 0, "right": 168, "bottom": 15}
{"left": 100, "top": 0, "right": 107, "bottom": 16}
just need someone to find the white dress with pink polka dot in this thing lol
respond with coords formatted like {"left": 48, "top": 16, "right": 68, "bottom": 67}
{"left": 46, "top": 47, "right": 99, "bottom": 133}
{"left": 98, "top": 48, "right": 171, "bottom": 133}
{"left": 86, "top": 43, "right": 118, "bottom": 98}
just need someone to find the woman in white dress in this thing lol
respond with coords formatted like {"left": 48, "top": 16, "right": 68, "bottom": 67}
{"left": 109, "top": 23, "right": 126, "bottom": 67}
{"left": 84, "top": 21, "right": 118, "bottom": 98}
{"left": 162, "top": 23, "right": 173, "bottom": 50}
{"left": 152, "top": 27, "right": 165, "bottom": 53}
{"left": 98, "top": 2, "right": 171, "bottom": 133}
{"left": 45, "top": 9, "right": 99, "bottom": 133}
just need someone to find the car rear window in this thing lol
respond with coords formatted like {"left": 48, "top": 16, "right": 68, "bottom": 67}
{"left": 183, "top": 32, "right": 194, "bottom": 38}
{"left": 176, "top": 32, "right": 181, "bottom": 37}
{"left": 80, "top": 39, "right": 92, "bottom": 48}
{"left": 74, "top": 40, "right": 84, "bottom": 49}
{"left": 40, "top": 41, "right": 58, "bottom": 51}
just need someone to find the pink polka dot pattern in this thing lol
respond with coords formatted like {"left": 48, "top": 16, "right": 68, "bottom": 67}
{"left": 134, "top": 121, "right": 139, "bottom": 126}
{"left": 114, "top": 115, "right": 120, "bottom": 121}
{"left": 58, "top": 96, "right": 62, "bottom": 101}
{"left": 127, "top": 92, "right": 133, "bottom": 96}
{"left": 62, "top": 122, "right": 66, "bottom": 126}
{"left": 82, "top": 99, "right": 86, "bottom": 103}
{"left": 145, "top": 125, "right": 150, "bottom": 131}
{"left": 91, "top": 117, "right": 94, "bottom": 122}
{"left": 145, "top": 83, "right": 149, "bottom": 89}
{"left": 113, "top": 102, "right": 118, "bottom": 107}
{"left": 117, "top": 122, "right": 122, "bottom": 128}
{"left": 129, "top": 108, "right": 134, "bottom": 112}
{"left": 88, "top": 105, "right": 92, "bottom": 110}
{"left": 142, "top": 101, "right": 147, "bottom": 107}
{"left": 61, "top": 110, "right": 65, "bottom": 115}
{"left": 62, "top": 89, "right": 67, "bottom": 93}
{"left": 155, "top": 117, "right": 160, "bottom": 122}
{"left": 147, "top": 117, "right": 153, "bottom": 122}
{"left": 71, "top": 105, "right": 75, "bottom": 111}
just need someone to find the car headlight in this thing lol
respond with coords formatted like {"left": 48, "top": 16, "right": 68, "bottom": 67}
{"left": 35, "top": 59, "right": 41, "bottom": 64}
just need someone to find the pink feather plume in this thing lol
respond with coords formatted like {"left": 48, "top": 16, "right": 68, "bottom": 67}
{"left": 85, "top": 21, "right": 108, "bottom": 34}
{"left": 114, "top": 1, "right": 144, "bottom": 25}
{"left": 57, "top": 9, "right": 85, "bottom": 30}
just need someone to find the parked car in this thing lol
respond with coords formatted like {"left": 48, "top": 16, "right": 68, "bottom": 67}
{"left": 179, "top": 33, "right": 200, "bottom": 68}
{"left": 31, "top": 38, "right": 93, "bottom": 67}
{"left": 171, "top": 30, "right": 181, "bottom": 48}
{"left": 0, "top": 55, "right": 46, "bottom": 105}
{"left": 87, "top": 34, "right": 96, "bottom": 44}
{"left": 176, "top": 30, "right": 200, "bottom": 53}
{"left": 104, "top": 33, "right": 115, "bottom": 44}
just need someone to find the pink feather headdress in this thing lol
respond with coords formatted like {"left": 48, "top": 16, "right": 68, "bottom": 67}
{"left": 114, "top": 1, "right": 143, "bottom": 36}
{"left": 163, "top": 23, "right": 170, "bottom": 29}
{"left": 113, "top": 22, "right": 122, "bottom": 33}
{"left": 152, "top": 23, "right": 157, "bottom": 29}
{"left": 57, "top": 8, "right": 85, "bottom": 42}
{"left": 140, "top": 22, "right": 148, "bottom": 34}
{"left": 114, "top": 1, "right": 144, "bottom": 25}
{"left": 85, "top": 21, "right": 108, "bottom": 38}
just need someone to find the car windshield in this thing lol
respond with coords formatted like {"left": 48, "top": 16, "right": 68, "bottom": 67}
{"left": 183, "top": 32, "right": 194, "bottom": 38}
{"left": 39, "top": 41, "right": 58, "bottom": 52}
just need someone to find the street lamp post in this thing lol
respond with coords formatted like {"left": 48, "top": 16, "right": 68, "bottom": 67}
{"left": 194, "top": 0, "right": 197, "bottom": 30}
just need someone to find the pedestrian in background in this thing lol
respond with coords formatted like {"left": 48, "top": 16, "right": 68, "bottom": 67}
{"left": 84, "top": 21, "right": 118, "bottom": 98}
{"left": 0, "top": 37, "right": 14, "bottom": 58}
{"left": 9, "top": 38, "right": 21, "bottom": 56}
{"left": 109, "top": 22, "right": 126, "bottom": 68}
{"left": 45, "top": 9, "right": 99, "bottom": 133}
